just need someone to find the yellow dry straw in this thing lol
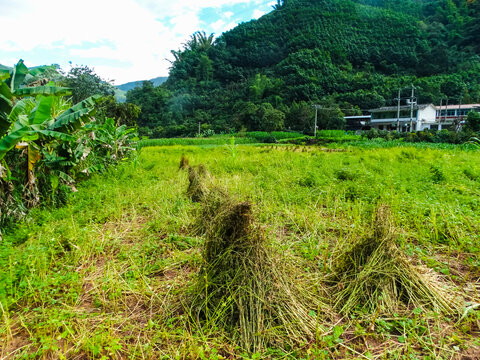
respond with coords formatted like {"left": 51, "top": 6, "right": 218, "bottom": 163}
{"left": 187, "top": 165, "right": 328, "bottom": 353}
{"left": 330, "top": 204, "right": 460, "bottom": 315}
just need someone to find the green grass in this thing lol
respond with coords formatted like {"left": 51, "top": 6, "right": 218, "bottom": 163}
{"left": 138, "top": 132, "right": 305, "bottom": 148}
{"left": 1, "top": 144, "right": 479, "bottom": 358}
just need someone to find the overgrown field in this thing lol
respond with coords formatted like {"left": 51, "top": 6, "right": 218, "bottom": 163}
{"left": 1, "top": 144, "right": 479, "bottom": 359}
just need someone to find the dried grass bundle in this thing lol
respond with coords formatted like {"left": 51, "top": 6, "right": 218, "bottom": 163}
{"left": 187, "top": 168, "right": 326, "bottom": 352}
{"left": 330, "top": 205, "right": 459, "bottom": 315}
{"left": 179, "top": 154, "right": 189, "bottom": 170}
{"left": 186, "top": 165, "right": 209, "bottom": 202}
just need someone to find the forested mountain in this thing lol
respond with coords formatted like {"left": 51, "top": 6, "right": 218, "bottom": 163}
{"left": 126, "top": 0, "right": 480, "bottom": 137}
{"left": 117, "top": 77, "right": 168, "bottom": 92}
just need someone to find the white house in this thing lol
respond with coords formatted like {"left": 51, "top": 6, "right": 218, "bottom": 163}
{"left": 368, "top": 104, "right": 437, "bottom": 132}
{"left": 435, "top": 104, "right": 480, "bottom": 130}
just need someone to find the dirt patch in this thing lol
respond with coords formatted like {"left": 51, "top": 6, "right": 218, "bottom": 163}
{"left": 456, "top": 345, "right": 480, "bottom": 360}
{"left": 0, "top": 326, "right": 32, "bottom": 358}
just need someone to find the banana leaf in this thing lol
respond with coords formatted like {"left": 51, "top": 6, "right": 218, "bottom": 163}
{"left": 49, "top": 95, "right": 101, "bottom": 132}
{"left": 0, "top": 126, "right": 30, "bottom": 160}
{"left": 36, "top": 129, "right": 75, "bottom": 142}
{"left": 28, "top": 96, "right": 54, "bottom": 125}
{"left": 27, "top": 143, "right": 41, "bottom": 177}
{"left": 9, "top": 98, "right": 35, "bottom": 123}
{"left": 10, "top": 60, "right": 29, "bottom": 92}
{"left": 0, "top": 83, "right": 13, "bottom": 137}
{"left": 14, "top": 85, "right": 72, "bottom": 98}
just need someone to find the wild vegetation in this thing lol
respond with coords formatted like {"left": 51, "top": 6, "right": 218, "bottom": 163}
{"left": 0, "top": 60, "right": 138, "bottom": 231}
{"left": 1, "top": 143, "right": 479, "bottom": 358}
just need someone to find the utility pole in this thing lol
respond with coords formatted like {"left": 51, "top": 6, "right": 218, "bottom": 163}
{"left": 456, "top": 99, "right": 462, "bottom": 132}
{"left": 438, "top": 98, "right": 443, "bottom": 130}
{"left": 444, "top": 98, "right": 449, "bottom": 124}
{"left": 409, "top": 85, "right": 415, "bottom": 132}
{"left": 312, "top": 105, "right": 321, "bottom": 137}
{"left": 395, "top": 89, "right": 401, "bottom": 132}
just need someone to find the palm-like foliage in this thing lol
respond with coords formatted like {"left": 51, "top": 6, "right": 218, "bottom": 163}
{"left": 184, "top": 31, "right": 215, "bottom": 52}
{"left": 195, "top": 31, "right": 215, "bottom": 51}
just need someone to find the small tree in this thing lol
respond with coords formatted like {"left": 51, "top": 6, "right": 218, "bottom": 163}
{"left": 285, "top": 101, "right": 314, "bottom": 132}
{"left": 258, "top": 103, "right": 285, "bottom": 131}
{"left": 97, "top": 96, "right": 140, "bottom": 127}
{"left": 316, "top": 101, "right": 346, "bottom": 130}
{"left": 465, "top": 111, "right": 480, "bottom": 132}
{"left": 61, "top": 65, "right": 114, "bottom": 104}
{"left": 195, "top": 54, "right": 213, "bottom": 82}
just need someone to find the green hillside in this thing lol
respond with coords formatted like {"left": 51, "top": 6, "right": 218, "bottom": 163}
{"left": 117, "top": 76, "right": 167, "bottom": 92}
{"left": 126, "top": 0, "right": 480, "bottom": 137}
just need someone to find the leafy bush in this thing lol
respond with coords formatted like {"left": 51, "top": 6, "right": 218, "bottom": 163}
{"left": 335, "top": 168, "right": 357, "bottom": 181}
{"left": 430, "top": 165, "right": 446, "bottom": 183}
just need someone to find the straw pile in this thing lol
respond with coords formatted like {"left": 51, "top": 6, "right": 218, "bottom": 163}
{"left": 184, "top": 160, "right": 326, "bottom": 352}
{"left": 186, "top": 165, "right": 209, "bottom": 203}
{"left": 179, "top": 154, "right": 189, "bottom": 170}
{"left": 330, "top": 205, "right": 459, "bottom": 315}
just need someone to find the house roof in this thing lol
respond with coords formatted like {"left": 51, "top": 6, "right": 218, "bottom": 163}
{"left": 369, "top": 104, "right": 434, "bottom": 112}
{"left": 437, "top": 104, "right": 480, "bottom": 110}
{"left": 344, "top": 115, "right": 371, "bottom": 119}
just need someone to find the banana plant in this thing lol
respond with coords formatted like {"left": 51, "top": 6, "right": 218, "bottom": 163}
{"left": 90, "top": 117, "right": 137, "bottom": 159}
{"left": 0, "top": 94, "right": 100, "bottom": 207}
{"left": 0, "top": 95, "right": 100, "bottom": 160}
{"left": 0, "top": 60, "right": 70, "bottom": 140}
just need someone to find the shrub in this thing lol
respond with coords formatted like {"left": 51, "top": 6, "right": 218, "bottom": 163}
{"left": 335, "top": 168, "right": 357, "bottom": 181}
{"left": 430, "top": 165, "right": 446, "bottom": 183}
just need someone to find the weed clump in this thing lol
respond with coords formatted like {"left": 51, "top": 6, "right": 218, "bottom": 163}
{"left": 463, "top": 168, "right": 478, "bottom": 181}
{"left": 188, "top": 168, "right": 325, "bottom": 353}
{"left": 330, "top": 205, "right": 459, "bottom": 315}
{"left": 430, "top": 165, "right": 446, "bottom": 183}
{"left": 335, "top": 167, "right": 356, "bottom": 181}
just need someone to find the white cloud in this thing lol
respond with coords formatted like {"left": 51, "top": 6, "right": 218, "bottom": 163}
{"left": 210, "top": 19, "right": 226, "bottom": 32}
{"left": 252, "top": 9, "right": 266, "bottom": 19}
{"left": 223, "top": 22, "right": 238, "bottom": 32}
{"left": 0, "top": 0, "right": 272, "bottom": 84}
{"left": 70, "top": 46, "right": 120, "bottom": 60}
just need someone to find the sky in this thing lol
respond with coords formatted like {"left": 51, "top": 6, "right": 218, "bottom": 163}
{"left": 0, "top": 0, "right": 276, "bottom": 85}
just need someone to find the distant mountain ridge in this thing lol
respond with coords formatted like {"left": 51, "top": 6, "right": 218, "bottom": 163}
{"left": 116, "top": 77, "right": 168, "bottom": 92}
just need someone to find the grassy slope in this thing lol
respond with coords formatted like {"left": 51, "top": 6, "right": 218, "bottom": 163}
{"left": 1, "top": 145, "right": 479, "bottom": 358}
